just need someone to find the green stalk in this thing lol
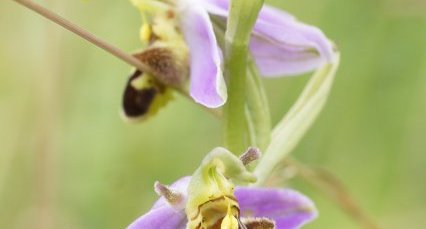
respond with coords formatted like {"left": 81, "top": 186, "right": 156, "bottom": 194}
{"left": 223, "top": 42, "right": 249, "bottom": 153}
{"left": 213, "top": 20, "right": 271, "bottom": 152}
{"left": 223, "top": 0, "right": 264, "bottom": 153}
{"left": 246, "top": 61, "right": 271, "bottom": 151}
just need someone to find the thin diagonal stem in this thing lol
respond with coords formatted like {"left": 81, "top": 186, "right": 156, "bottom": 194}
{"left": 12, "top": 0, "right": 150, "bottom": 74}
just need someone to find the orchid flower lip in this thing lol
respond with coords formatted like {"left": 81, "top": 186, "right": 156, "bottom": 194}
{"left": 134, "top": 0, "right": 227, "bottom": 109}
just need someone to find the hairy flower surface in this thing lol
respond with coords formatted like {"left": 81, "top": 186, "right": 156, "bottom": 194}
{"left": 129, "top": 0, "right": 336, "bottom": 109}
{"left": 126, "top": 148, "right": 317, "bottom": 229}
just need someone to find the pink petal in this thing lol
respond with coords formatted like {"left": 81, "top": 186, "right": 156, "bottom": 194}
{"left": 126, "top": 206, "right": 187, "bottom": 229}
{"left": 180, "top": 4, "right": 227, "bottom": 108}
{"left": 236, "top": 187, "right": 318, "bottom": 229}
{"left": 126, "top": 177, "right": 190, "bottom": 229}
{"left": 198, "top": 0, "right": 336, "bottom": 77}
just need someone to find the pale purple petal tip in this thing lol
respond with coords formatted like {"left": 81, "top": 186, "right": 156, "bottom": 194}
{"left": 235, "top": 187, "right": 318, "bottom": 229}
{"left": 152, "top": 176, "right": 191, "bottom": 209}
{"left": 126, "top": 206, "right": 187, "bottom": 229}
{"left": 198, "top": 0, "right": 336, "bottom": 77}
{"left": 252, "top": 5, "right": 336, "bottom": 76}
{"left": 251, "top": 18, "right": 335, "bottom": 77}
{"left": 180, "top": 5, "right": 227, "bottom": 108}
{"left": 127, "top": 177, "right": 190, "bottom": 229}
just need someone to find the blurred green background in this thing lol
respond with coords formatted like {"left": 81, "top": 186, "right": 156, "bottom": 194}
{"left": 1, "top": 0, "right": 425, "bottom": 228}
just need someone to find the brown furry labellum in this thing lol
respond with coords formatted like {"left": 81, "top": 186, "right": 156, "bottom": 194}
{"left": 122, "top": 70, "right": 162, "bottom": 118}
{"left": 133, "top": 48, "right": 187, "bottom": 88}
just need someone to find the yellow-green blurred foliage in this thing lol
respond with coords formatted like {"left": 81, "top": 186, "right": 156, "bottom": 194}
{"left": 1, "top": 0, "right": 425, "bottom": 228}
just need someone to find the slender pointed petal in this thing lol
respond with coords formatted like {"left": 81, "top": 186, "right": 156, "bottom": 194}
{"left": 235, "top": 187, "right": 318, "bottom": 229}
{"left": 180, "top": 5, "right": 227, "bottom": 108}
{"left": 127, "top": 177, "right": 190, "bottom": 229}
{"left": 251, "top": 18, "right": 335, "bottom": 77}
{"left": 152, "top": 176, "right": 191, "bottom": 209}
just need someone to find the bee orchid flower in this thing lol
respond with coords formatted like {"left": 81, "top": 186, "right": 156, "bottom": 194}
{"left": 126, "top": 148, "right": 317, "bottom": 229}
{"left": 125, "top": 0, "right": 336, "bottom": 118}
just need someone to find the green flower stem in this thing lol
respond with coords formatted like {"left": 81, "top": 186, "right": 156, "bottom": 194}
{"left": 212, "top": 20, "right": 262, "bottom": 150}
{"left": 246, "top": 61, "right": 271, "bottom": 151}
{"left": 223, "top": 0, "right": 264, "bottom": 153}
{"left": 254, "top": 54, "right": 340, "bottom": 185}
{"left": 211, "top": 18, "right": 270, "bottom": 152}
{"left": 223, "top": 43, "right": 249, "bottom": 153}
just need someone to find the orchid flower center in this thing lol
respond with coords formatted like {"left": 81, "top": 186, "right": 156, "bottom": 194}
{"left": 131, "top": 0, "right": 189, "bottom": 56}
{"left": 185, "top": 148, "right": 259, "bottom": 229}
